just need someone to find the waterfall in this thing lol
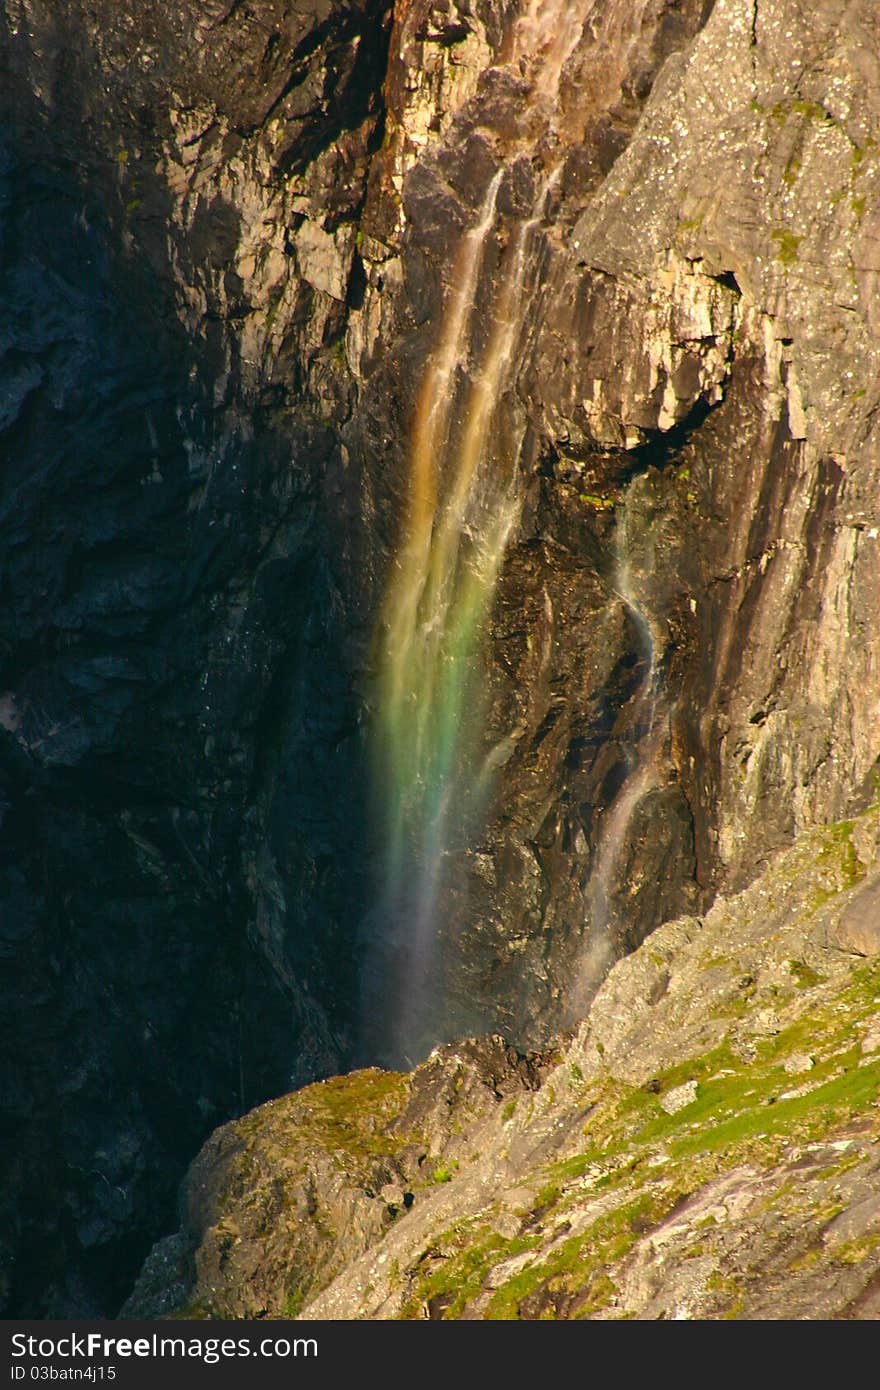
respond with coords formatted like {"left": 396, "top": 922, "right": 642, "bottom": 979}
{"left": 366, "top": 1, "right": 594, "bottom": 1065}
{"left": 566, "top": 503, "right": 666, "bottom": 1019}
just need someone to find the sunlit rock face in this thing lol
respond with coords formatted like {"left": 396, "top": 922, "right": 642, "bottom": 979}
{"left": 132, "top": 804, "right": 880, "bottom": 1323}
{"left": 352, "top": 0, "right": 880, "bottom": 1055}
{"left": 357, "top": 1, "right": 712, "bottom": 1067}
{"left": 2, "top": 0, "right": 880, "bottom": 1315}
{"left": 353, "top": 0, "right": 724, "bottom": 1062}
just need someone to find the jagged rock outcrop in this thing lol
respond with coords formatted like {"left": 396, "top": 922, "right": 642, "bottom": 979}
{"left": 137, "top": 801, "right": 880, "bottom": 1320}
{"left": 123, "top": 1034, "right": 550, "bottom": 1318}
{"left": 3, "top": 0, "right": 880, "bottom": 1319}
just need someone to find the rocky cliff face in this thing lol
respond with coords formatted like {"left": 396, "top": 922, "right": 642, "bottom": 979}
{"left": 131, "top": 802, "right": 880, "bottom": 1320}
{"left": 349, "top": 0, "right": 880, "bottom": 1049}
{"left": 3, "top": 0, "right": 879, "bottom": 1318}
{"left": 0, "top": 0, "right": 391, "bottom": 1315}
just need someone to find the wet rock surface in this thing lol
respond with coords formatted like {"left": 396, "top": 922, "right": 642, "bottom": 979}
{"left": 335, "top": 0, "right": 880, "bottom": 1051}
{"left": 3, "top": 0, "right": 880, "bottom": 1317}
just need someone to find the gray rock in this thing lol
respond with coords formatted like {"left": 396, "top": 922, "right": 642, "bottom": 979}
{"left": 151, "top": 803, "right": 880, "bottom": 1322}
{"left": 832, "top": 877, "right": 880, "bottom": 956}
{"left": 659, "top": 1080, "right": 699, "bottom": 1115}
{"left": 7, "top": 0, "right": 880, "bottom": 1322}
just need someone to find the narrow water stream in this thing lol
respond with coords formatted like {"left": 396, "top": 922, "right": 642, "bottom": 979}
{"left": 567, "top": 503, "right": 666, "bottom": 1018}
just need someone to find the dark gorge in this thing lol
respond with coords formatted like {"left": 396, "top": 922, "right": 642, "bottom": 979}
{"left": 3, "top": 0, "right": 880, "bottom": 1319}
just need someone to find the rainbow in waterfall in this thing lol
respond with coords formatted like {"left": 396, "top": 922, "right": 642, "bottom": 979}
{"left": 369, "top": 2, "right": 594, "bottom": 1063}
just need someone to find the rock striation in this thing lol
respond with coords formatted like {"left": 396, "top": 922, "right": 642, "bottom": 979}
{"left": 2, "top": 0, "right": 880, "bottom": 1317}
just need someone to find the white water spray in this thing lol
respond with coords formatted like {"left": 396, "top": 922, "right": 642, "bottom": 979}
{"left": 567, "top": 504, "right": 666, "bottom": 1017}
{"left": 369, "top": 1, "right": 596, "bottom": 1065}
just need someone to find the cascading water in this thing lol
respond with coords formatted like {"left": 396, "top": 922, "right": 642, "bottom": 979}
{"left": 567, "top": 502, "right": 666, "bottom": 1018}
{"left": 365, "top": 0, "right": 596, "bottom": 1066}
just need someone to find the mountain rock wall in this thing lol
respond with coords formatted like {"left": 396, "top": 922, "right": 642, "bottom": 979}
{"left": 134, "top": 803, "right": 880, "bottom": 1321}
{"left": 2, "top": 0, "right": 879, "bottom": 1315}
{"left": 0, "top": 0, "right": 391, "bottom": 1315}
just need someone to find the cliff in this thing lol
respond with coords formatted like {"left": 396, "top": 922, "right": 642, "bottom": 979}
{"left": 2, "top": 0, "right": 879, "bottom": 1317}
{"left": 1, "top": 0, "right": 393, "bottom": 1315}
{"left": 130, "top": 803, "right": 880, "bottom": 1320}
